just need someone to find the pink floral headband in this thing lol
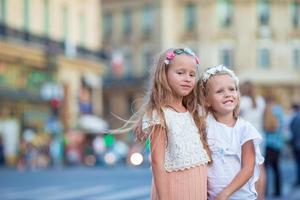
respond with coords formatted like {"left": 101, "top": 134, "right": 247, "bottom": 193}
{"left": 164, "top": 48, "right": 200, "bottom": 66}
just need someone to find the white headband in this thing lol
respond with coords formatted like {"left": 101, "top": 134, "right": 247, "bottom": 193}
{"left": 202, "top": 64, "right": 239, "bottom": 86}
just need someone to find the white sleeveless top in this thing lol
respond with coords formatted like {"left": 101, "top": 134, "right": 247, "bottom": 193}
{"left": 142, "top": 108, "right": 210, "bottom": 172}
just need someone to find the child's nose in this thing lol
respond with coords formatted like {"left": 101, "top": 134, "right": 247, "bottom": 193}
{"left": 224, "top": 90, "right": 231, "bottom": 97}
{"left": 184, "top": 75, "right": 192, "bottom": 82}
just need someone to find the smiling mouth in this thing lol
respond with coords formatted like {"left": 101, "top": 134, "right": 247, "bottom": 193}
{"left": 223, "top": 100, "right": 234, "bottom": 104}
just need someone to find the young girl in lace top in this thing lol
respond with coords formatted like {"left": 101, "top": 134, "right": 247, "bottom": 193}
{"left": 198, "top": 65, "right": 264, "bottom": 200}
{"left": 131, "top": 47, "right": 211, "bottom": 200}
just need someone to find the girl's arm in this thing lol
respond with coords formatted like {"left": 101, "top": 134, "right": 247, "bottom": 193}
{"left": 151, "top": 125, "right": 169, "bottom": 200}
{"left": 255, "top": 164, "right": 266, "bottom": 200}
{"left": 216, "top": 140, "right": 255, "bottom": 200}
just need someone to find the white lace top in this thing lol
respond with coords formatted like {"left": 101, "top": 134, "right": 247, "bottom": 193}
{"left": 142, "top": 108, "right": 210, "bottom": 172}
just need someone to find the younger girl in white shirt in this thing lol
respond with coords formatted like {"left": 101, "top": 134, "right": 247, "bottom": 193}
{"left": 198, "top": 65, "right": 264, "bottom": 200}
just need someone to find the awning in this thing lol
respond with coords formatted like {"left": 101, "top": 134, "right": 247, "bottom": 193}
{"left": 0, "top": 87, "right": 46, "bottom": 102}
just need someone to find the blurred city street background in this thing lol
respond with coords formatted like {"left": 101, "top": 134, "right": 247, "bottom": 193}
{"left": 1, "top": 0, "right": 300, "bottom": 200}
{"left": 0, "top": 158, "right": 300, "bottom": 200}
{"left": 0, "top": 166, "right": 152, "bottom": 200}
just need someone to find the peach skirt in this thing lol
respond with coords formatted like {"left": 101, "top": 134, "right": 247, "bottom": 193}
{"left": 151, "top": 165, "right": 207, "bottom": 200}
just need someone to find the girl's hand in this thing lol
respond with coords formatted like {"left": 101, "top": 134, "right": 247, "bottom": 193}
{"left": 215, "top": 191, "right": 229, "bottom": 200}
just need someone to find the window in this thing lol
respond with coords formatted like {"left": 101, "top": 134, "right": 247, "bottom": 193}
{"left": 293, "top": 48, "right": 300, "bottom": 69}
{"left": 103, "top": 12, "right": 112, "bottom": 39}
{"left": 220, "top": 48, "right": 233, "bottom": 68}
{"left": 258, "top": 48, "right": 270, "bottom": 68}
{"left": 142, "top": 5, "right": 154, "bottom": 34}
{"left": 258, "top": 0, "right": 270, "bottom": 26}
{"left": 122, "top": 8, "right": 132, "bottom": 35}
{"left": 143, "top": 48, "right": 153, "bottom": 68}
{"left": 217, "top": 0, "right": 233, "bottom": 28}
{"left": 79, "top": 13, "right": 86, "bottom": 46}
{"left": 124, "top": 51, "right": 133, "bottom": 77}
{"left": 43, "top": 0, "right": 49, "bottom": 36}
{"left": 62, "top": 6, "right": 69, "bottom": 41}
{"left": 185, "top": 3, "right": 196, "bottom": 31}
{"left": 291, "top": 1, "right": 300, "bottom": 28}
{"left": 0, "top": 0, "right": 7, "bottom": 23}
{"left": 23, "top": 0, "right": 30, "bottom": 31}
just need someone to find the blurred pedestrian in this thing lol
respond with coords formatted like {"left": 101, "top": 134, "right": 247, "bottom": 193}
{"left": 290, "top": 103, "right": 300, "bottom": 186}
{"left": 240, "top": 81, "right": 266, "bottom": 200}
{"left": 121, "top": 47, "right": 211, "bottom": 200}
{"left": 240, "top": 81, "right": 266, "bottom": 146}
{"left": 263, "top": 94, "right": 285, "bottom": 197}
{"left": 198, "top": 65, "right": 264, "bottom": 200}
{"left": 17, "top": 139, "right": 27, "bottom": 171}
{"left": 0, "top": 135, "right": 4, "bottom": 166}
{"left": 92, "top": 136, "right": 105, "bottom": 165}
{"left": 49, "top": 135, "right": 64, "bottom": 167}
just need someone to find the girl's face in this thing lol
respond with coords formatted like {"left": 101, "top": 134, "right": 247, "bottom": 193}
{"left": 206, "top": 74, "right": 239, "bottom": 117}
{"left": 166, "top": 54, "right": 197, "bottom": 98}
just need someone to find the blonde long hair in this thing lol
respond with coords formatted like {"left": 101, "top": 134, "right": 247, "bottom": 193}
{"left": 117, "top": 47, "right": 211, "bottom": 161}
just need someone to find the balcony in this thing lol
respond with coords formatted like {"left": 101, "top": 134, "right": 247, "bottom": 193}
{"left": 257, "top": 26, "right": 272, "bottom": 39}
{"left": 0, "top": 86, "right": 44, "bottom": 102}
{"left": 103, "top": 73, "right": 148, "bottom": 90}
{"left": 0, "top": 23, "right": 109, "bottom": 61}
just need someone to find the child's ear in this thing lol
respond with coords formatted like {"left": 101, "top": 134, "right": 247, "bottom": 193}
{"left": 205, "top": 97, "right": 211, "bottom": 107}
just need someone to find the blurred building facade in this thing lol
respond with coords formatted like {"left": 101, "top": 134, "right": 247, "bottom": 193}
{"left": 101, "top": 0, "right": 158, "bottom": 129}
{"left": 102, "top": 0, "right": 300, "bottom": 129}
{"left": 0, "top": 0, "right": 106, "bottom": 165}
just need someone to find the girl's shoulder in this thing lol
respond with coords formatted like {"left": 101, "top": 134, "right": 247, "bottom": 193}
{"left": 236, "top": 117, "right": 249, "bottom": 127}
{"left": 236, "top": 117, "right": 257, "bottom": 132}
{"left": 142, "top": 107, "right": 186, "bottom": 127}
{"left": 236, "top": 117, "right": 263, "bottom": 143}
{"left": 142, "top": 109, "right": 161, "bottom": 129}
{"left": 142, "top": 109, "right": 160, "bottom": 123}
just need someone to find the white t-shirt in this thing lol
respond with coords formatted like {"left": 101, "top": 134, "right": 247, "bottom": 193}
{"left": 142, "top": 108, "right": 210, "bottom": 172}
{"left": 206, "top": 114, "right": 264, "bottom": 200}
